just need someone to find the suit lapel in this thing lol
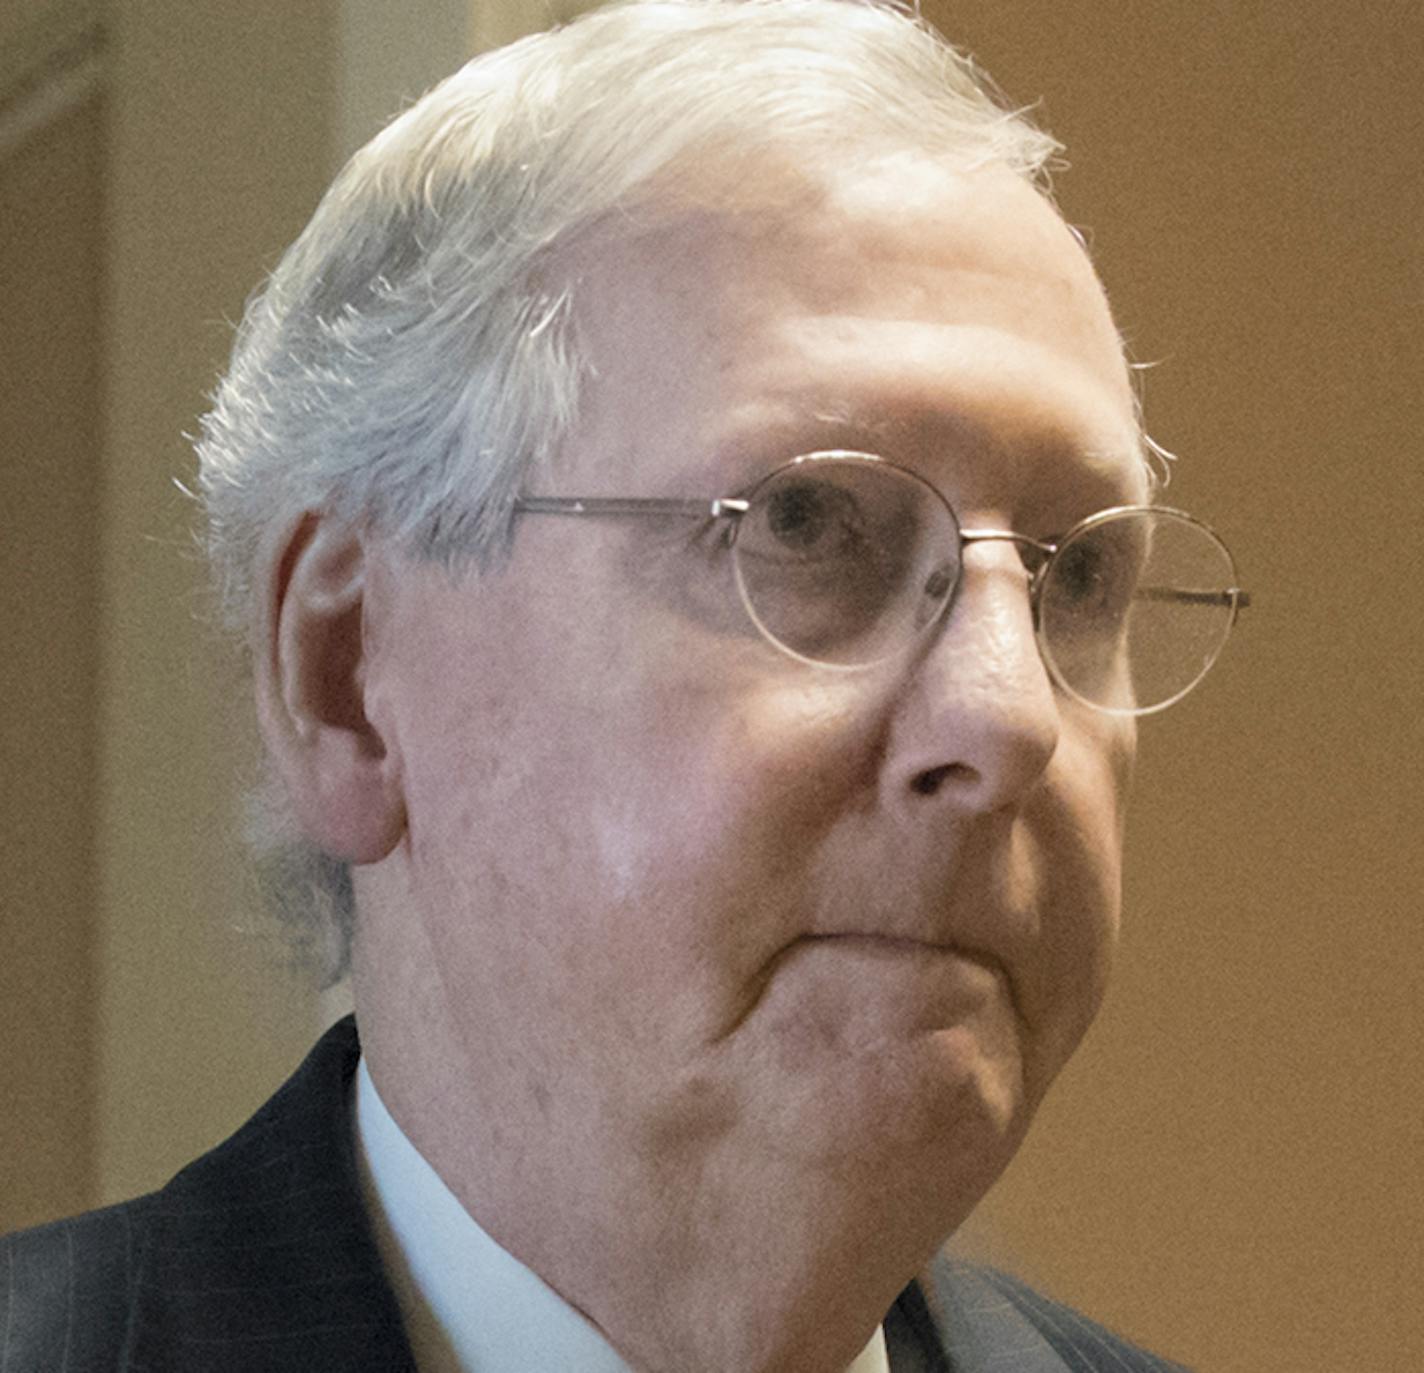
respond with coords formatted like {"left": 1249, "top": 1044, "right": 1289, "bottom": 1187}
{"left": 122, "top": 1017, "right": 417, "bottom": 1372}
{"left": 908, "top": 1258, "right": 1074, "bottom": 1373}
{"left": 886, "top": 1279, "right": 953, "bottom": 1371}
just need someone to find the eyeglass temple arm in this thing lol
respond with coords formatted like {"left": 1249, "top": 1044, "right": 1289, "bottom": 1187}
{"left": 1135, "top": 587, "right": 1251, "bottom": 606}
{"left": 512, "top": 496, "right": 751, "bottom": 518}
{"left": 1137, "top": 586, "right": 1252, "bottom": 627}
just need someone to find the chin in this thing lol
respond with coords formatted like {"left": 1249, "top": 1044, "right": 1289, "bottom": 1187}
{"left": 837, "top": 1050, "right": 1031, "bottom": 1255}
{"left": 760, "top": 1022, "right": 1029, "bottom": 1194}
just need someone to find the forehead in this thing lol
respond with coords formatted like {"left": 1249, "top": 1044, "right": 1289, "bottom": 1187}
{"left": 562, "top": 155, "right": 1145, "bottom": 506}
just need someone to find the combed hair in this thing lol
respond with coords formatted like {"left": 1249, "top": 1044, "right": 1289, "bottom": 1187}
{"left": 195, "top": 0, "right": 1062, "bottom": 985}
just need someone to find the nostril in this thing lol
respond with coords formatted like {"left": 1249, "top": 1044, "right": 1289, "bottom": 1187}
{"left": 910, "top": 763, "right": 974, "bottom": 796}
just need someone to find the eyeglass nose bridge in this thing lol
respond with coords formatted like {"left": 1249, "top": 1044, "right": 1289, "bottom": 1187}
{"left": 918, "top": 528, "right": 1059, "bottom": 652}
{"left": 956, "top": 527, "right": 1059, "bottom": 585}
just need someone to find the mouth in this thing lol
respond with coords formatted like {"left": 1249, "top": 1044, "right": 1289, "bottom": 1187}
{"left": 788, "top": 931, "right": 1008, "bottom": 998}
{"left": 793, "top": 930, "right": 1023, "bottom": 1030}
{"left": 716, "top": 931, "right": 1009, "bottom": 1046}
{"left": 797, "top": 931, "right": 998, "bottom": 968}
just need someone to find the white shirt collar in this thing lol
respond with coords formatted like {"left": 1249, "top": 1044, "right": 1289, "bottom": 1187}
{"left": 354, "top": 1056, "right": 890, "bottom": 1373}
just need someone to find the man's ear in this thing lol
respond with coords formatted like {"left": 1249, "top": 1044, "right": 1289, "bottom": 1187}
{"left": 254, "top": 512, "right": 406, "bottom": 863}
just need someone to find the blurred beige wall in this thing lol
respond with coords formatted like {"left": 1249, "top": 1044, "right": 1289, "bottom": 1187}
{"left": 1, "top": 83, "right": 103, "bottom": 1231}
{"left": 2, "top": 0, "right": 472, "bottom": 1223}
{"left": 93, "top": 0, "right": 341, "bottom": 1210}
{"left": 3, "top": 2, "right": 1419, "bottom": 1369}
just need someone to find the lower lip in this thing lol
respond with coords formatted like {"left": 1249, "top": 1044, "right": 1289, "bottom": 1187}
{"left": 791, "top": 934, "right": 1003, "bottom": 996}
{"left": 776, "top": 935, "right": 1005, "bottom": 1038}
{"left": 796, "top": 933, "right": 1005, "bottom": 996}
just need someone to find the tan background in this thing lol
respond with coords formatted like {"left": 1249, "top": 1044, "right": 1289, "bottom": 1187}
{"left": 2, "top": 1, "right": 1419, "bottom": 1369}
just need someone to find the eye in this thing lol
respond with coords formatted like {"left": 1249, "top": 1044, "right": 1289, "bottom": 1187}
{"left": 1045, "top": 517, "right": 1146, "bottom": 626}
{"left": 1052, "top": 539, "right": 1113, "bottom": 608}
{"left": 760, "top": 481, "right": 864, "bottom": 558}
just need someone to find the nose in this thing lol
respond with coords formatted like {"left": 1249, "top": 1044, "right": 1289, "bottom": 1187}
{"left": 883, "top": 544, "right": 1060, "bottom": 815}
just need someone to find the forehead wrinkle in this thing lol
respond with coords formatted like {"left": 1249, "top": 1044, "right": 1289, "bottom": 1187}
{"left": 720, "top": 344, "right": 1142, "bottom": 501}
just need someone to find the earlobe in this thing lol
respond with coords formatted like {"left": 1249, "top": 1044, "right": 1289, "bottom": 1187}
{"left": 255, "top": 513, "right": 406, "bottom": 863}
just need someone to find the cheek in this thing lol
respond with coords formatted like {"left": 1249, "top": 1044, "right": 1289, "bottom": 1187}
{"left": 1021, "top": 728, "right": 1131, "bottom": 1093}
{"left": 569, "top": 678, "right": 891, "bottom": 974}
{"left": 1050, "top": 816, "right": 1122, "bottom": 1007}
{"left": 390, "top": 598, "right": 894, "bottom": 1020}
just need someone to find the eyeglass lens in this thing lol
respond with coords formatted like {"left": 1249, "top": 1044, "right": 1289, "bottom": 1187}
{"left": 1038, "top": 508, "right": 1238, "bottom": 713}
{"left": 732, "top": 458, "right": 960, "bottom": 667}
{"left": 730, "top": 458, "right": 1239, "bottom": 713}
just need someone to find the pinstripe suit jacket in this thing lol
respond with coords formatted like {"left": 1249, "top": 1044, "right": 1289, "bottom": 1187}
{"left": 1, "top": 1018, "right": 1189, "bottom": 1371}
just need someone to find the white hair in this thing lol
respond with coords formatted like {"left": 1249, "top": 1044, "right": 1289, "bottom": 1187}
{"left": 195, "top": 0, "right": 1062, "bottom": 984}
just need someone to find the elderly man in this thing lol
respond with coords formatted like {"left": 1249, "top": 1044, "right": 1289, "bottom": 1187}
{"left": 3, "top": 2, "right": 1246, "bottom": 1369}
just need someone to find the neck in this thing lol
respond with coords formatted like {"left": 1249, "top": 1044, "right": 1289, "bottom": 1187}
{"left": 356, "top": 1001, "right": 973, "bottom": 1373}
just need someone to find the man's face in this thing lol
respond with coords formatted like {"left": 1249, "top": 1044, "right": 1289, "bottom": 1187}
{"left": 358, "top": 156, "right": 1145, "bottom": 1233}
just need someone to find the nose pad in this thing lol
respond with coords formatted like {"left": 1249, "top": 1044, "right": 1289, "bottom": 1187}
{"left": 913, "top": 559, "right": 958, "bottom": 630}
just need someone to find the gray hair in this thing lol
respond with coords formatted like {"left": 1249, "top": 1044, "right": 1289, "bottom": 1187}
{"left": 195, "top": 0, "right": 1062, "bottom": 985}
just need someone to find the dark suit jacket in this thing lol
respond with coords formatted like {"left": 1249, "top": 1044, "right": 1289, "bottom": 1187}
{"left": 1, "top": 1018, "right": 1188, "bottom": 1371}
